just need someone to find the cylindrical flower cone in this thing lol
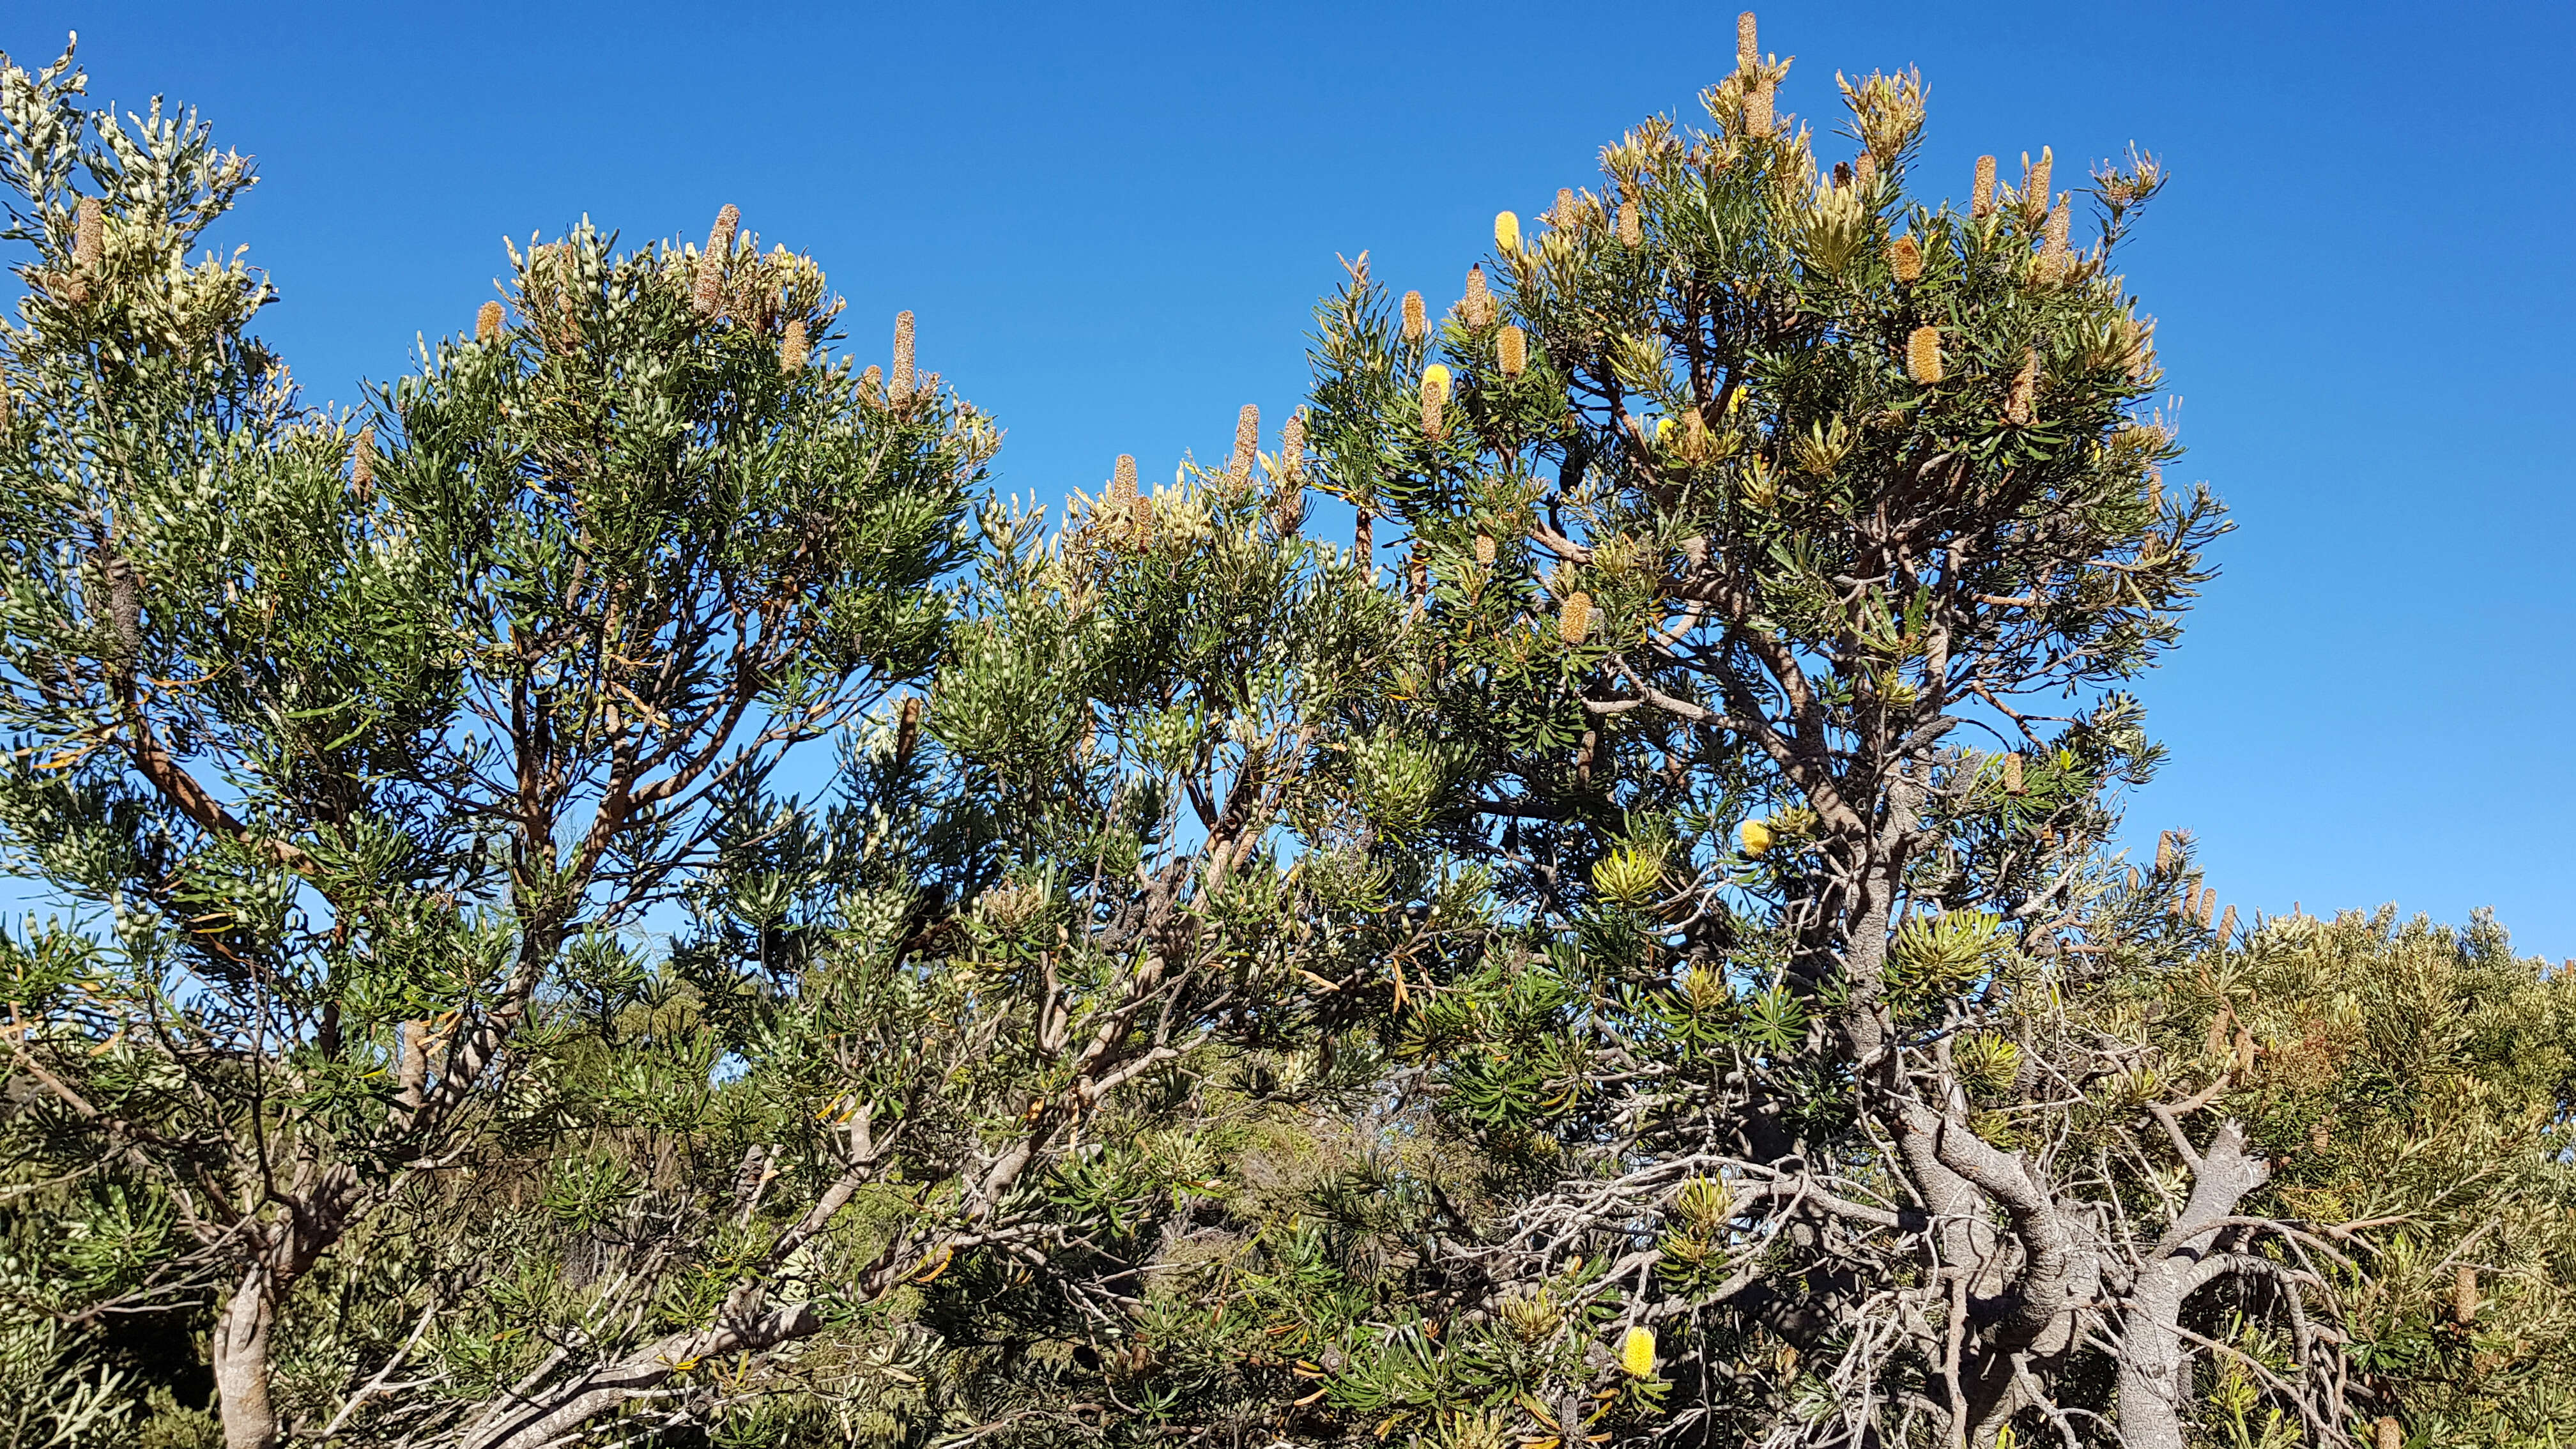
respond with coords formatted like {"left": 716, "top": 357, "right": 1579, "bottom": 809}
{"left": 1420, "top": 364, "right": 1450, "bottom": 437}
{"left": 693, "top": 204, "right": 739, "bottom": 318}
{"left": 1494, "top": 210, "right": 1521, "bottom": 256}
{"left": 1746, "top": 77, "right": 1774, "bottom": 138}
{"left": 1555, "top": 188, "right": 1577, "bottom": 226}
{"left": 1402, "top": 290, "right": 1427, "bottom": 341}
{"left": 1736, "top": 12, "right": 1759, "bottom": 72}
{"left": 1475, "top": 533, "right": 1496, "bottom": 567}
{"left": 1889, "top": 234, "right": 1922, "bottom": 282}
{"left": 1463, "top": 266, "right": 1492, "bottom": 328}
{"left": 1230, "top": 404, "right": 1261, "bottom": 478}
{"left": 780, "top": 318, "right": 808, "bottom": 374}
{"left": 73, "top": 196, "right": 102, "bottom": 274}
{"left": 1280, "top": 413, "right": 1305, "bottom": 481}
{"left": 1618, "top": 202, "right": 1642, "bottom": 249}
{"left": 352, "top": 427, "right": 375, "bottom": 502}
{"left": 2002, "top": 752, "right": 2024, "bottom": 795}
{"left": 1972, "top": 156, "right": 1997, "bottom": 218}
{"left": 1906, "top": 326, "right": 1942, "bottom": 384}
{"left": 2006, "top": 349, "right": 2038, "bottom": 424}
{"left": 1558, "top": 590, "right": 1593, "bottom": 644}
{"left": 891, "top": 311, "right": 917, "bottom": 402}
{"left": 1498, "top": 325, "right": 1527, "bottom": 378}
{"left": 476, "top": 300, "right": 505, "bottom": 344}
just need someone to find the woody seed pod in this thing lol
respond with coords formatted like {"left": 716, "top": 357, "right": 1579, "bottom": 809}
{"left": 891, "top": 311, "right": 916, "bottom": 402}
{"left": 2232, "top": 1023, "right": 2256, "bottom": 1073}
{"left": 1558, "top": 590, "right": 1593, "bottom": 644}
{"left": 2006, "top": 349, "right": 2038, "bottom": 424}
{"left": 1905, "top": 326, "right": 1942, "bottom": 384}
{"left": 893, "top": 696, "right": 924, "bottom": 773}
{"left": 1494, "top": 210, "right": 1521, "bottom": 256}
{"left": 1618, "top": 201, "right": 1642, "bottom": 249}
{"left": 693, "top": 204, "right": 739, "bottom": 318}
{"left": 1736, "top": 11, "right": 1759, "bottom": 72}
{"left": 2002, "top": 752, "right": 2025, "bottom": 795}
{"left": 1420, "top": 364, "right": 1450, "bottom": 437}
{"left": 73, "top": 196, "right": 102, "bottom": 274}
{"left": 1498, "top": 325, "right": 1528, "bottom": 378}
{"left": 476, "top": 300, "right": 505, "bottom": 344}
{"left": 1230, "top": 403, "right": 1260, "bottom": 478}
{"left": 1402, "top": 289, "right": 1427, "bottom": 341}
{"left": 1889, "top": 234, "right": 1922, "bottom": 282}
{"left": 780, "top": 318, "right": 808, "bottom": 374}
{"left": 1971, "top": 156, "right": 1997, "bottom": 218}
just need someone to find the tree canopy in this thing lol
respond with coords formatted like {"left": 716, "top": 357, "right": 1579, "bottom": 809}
{"left": 3, "top": 21, "right": 2572, "bottom": 1449}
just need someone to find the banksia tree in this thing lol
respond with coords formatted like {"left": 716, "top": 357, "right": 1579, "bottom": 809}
{"left": 1285, "top": 14, "right": 2260, "bottom": 1449}
{"left": 0, "top": 45, "right": 985, "bottom": 1446}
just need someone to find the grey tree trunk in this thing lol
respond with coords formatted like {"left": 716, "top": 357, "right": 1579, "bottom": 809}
{"left": 213, "top": 1268, "right": 280, "bottom": 1449}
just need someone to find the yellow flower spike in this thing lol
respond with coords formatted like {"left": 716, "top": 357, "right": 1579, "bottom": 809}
{"left": 1620, "top": 1326, "right": 1658, "bottom": 1378}
{"left": 1495, "top": 210, "right": 1521, "bottom": 256}
{"left": 1655, "top": 416, "right": 1676, "bottom": 445}
{"left": 1738, "top": 818, "right": 1774, "bottom": 857}
{"left": 1420, "top": 363, "right": 1451, "bottom": 404}
{"left": 1498, "top": 325, "right": 1528, "bottom": 378}
{"left": 1557, "top": 590, "right": 1593, "bottom": 644}
{"left": 1905, "top": 325, "right": 1942, "bottom": 384}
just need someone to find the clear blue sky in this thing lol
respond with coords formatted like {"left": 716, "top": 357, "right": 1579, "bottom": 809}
{"left": 12, "top": 1, "right": 2573, "bottom": 960}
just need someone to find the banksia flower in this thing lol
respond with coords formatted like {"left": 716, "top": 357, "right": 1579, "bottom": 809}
{"left": 860, "top": 364, "right": 884, "bottom": 400}
{"left": 1558, "top": 590, "right": 1593, "bottom": 644}
{"left": 1889, "top": 234, "right": 1922, "bottom": 282}
{"left": 72, "top": 195, "right": 102, "bottom": 274}
{"left": 780, "top": 318, "right": 808, "bottom": 373}
{"left": 1619, "top": 1326, "right": 1657, "bottom": 1379}
{"left": 2037, "top": 197, "right": 2071, "bottom": 283}
{"left": 1110, "top": 452, "right": 1138, "bottom": 504}
{"left": 1230, "top": 403, "right": 1260, "bottom": 478}
{"left": 1462, "top": 264, "right": 1494, "bottom": 328}
{"left": 693, "top": 203, "right": 739, "bottom": 318}
{"left": 1736, "top": 11, "right": 1759, "bottom": 72}
{"left": 352, "top": 426, "right": 375, "bottom": 501}
{"left": 1745, "top": 75, "right": 1774, "bottom": 138}
{"left": 476, "top": 300, "right": 505, "bottom": 344}
{"left": 1420, "top": 364, "right": 1450, "bottom": 437}
{"left": 891, "top": 311, "right": 917, "bottom": 402}
{"left": 1554, "top": 187, "right": 1577, "bottom": 225}
{"left": 893, "top": 695, "right": 924, "bottom": 772}
{"left": 1971, "top": 155, "right": 1997, "bottom": 218}
{"left": 1402, "top": 289, "right": 1427, "bottom": 341}
{"left": 1494, "top": 210, "right": 1521, "bottom": 256}
{"left": 1497, "top": 325, "right": 1527, "bottom": 378}
{"left": 2453, "top": 1264, "right": 2481, "bottom": 1325}
{"left": 1280, "top": 411, "right": 1305, "bottom": 481}
{"left": 2005, "top": 349, "right": 2038, "bottom": 424}
{"left": 2217, "top": 903, "right": 2237, "bottom": 941}
{"left": 1738, "top": 818, "right": 1774, "bottom": 857}
{"left": 2002, "top": 751, "right": 2025, "bottom": 795}
{"left": 1854, "top": 151, "right": 1877, "bottom": 190}
{"left": 1475, "top": 532, "right": 1496, "bottom": 567}
{"left": 2232, "top": 1023, "right": 2256, "bottom": 1073}
{"left": 1905, "top": 325, "right": 1942, "bottom": 384}
{"left": 2202, "top": 888, "right": 2221, "bottom": 929}
{"left": 2156, "top": 830, "right": 2176, "bottom": 871}
{"left": 1618, "top": 201, "right": 1642, "bottom": 248}
{"left": 2023, "top": 149, "right": 2053, "bottom": 223}
{"left": 2375, "top": 1418, "right": 2402, "bottom": 1449}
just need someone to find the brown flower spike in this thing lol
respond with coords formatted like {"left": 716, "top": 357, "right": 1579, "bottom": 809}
{"left": 1402, "top": 289, "right": 1427, "bottom": 341}
{"left": 2006, "top": 349, "right": 2038, "bottom": 424}
{"left": 476, "top": 300, "right": 505, "bottom": 344}
{"left": 780, "top": 319, "right": 808, "bottom": 374}
{"left": 1230, "top": 404, "right": 1260, "bottom": 478}
{"left": 73, "top": 196, "right": 102, "bottom": 274}
{"left": 1971, "top": 156, "right": 1997, "bottom": 218}
{"left": 1462, "top": 265, "right": 1494, "bottom": 328}
{"left": 1889, "top": 234, "right": 1922, "bottom": 282}
{"left": 891, "top": 311, "right": 916, "bottom": 402}
{"left": 1736, "top": 11, "right": 1759, "bottom": 72}
{"left": 1906, "top": 326, "right": 1942, "bottom": 384}
{"left": 1280, "top": 413, "right": 1305, "bottom": 482}
{"left": 693, "top": 204, "right": 739, "bottom": 318}
{"left": 1618, "top": 201, "right": 1642, "bottom": 249}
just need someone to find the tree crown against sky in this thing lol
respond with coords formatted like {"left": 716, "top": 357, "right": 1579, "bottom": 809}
{"left": 2, "top": 17, "right": 2574, "bottom": 1449}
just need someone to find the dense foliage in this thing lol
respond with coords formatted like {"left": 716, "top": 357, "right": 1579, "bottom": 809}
{"left": 3, "top": 22, "right": 2570, "bottom": 1449}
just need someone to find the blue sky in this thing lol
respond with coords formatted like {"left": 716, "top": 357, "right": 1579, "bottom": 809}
{"left": 11, "top": 1, "right": 2573, "bottom": 960}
